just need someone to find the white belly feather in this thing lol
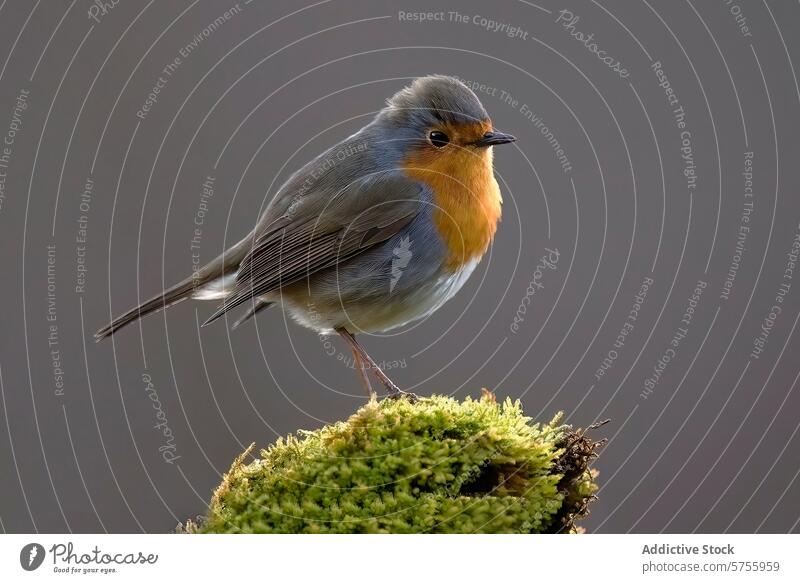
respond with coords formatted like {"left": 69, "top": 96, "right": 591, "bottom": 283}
{"left": 283, "top": 258, "right": 479, "bottom": 334}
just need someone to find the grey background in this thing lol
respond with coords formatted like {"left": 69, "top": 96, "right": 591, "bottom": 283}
{"left": 0, "top": 0, "right": 798, "bottom": 533}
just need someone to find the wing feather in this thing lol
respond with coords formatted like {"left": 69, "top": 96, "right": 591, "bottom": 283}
{"left": 202, "top": 175, "right": 422, "bottom": 326}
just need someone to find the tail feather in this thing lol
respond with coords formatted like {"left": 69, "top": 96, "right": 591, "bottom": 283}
{"left": 95, "top": 237, "right": 251, "bottom": 341}
{"left": 93, "top": 280, "right": 196, "bottom": 341}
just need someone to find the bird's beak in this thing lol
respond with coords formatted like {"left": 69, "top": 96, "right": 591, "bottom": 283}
{"left": 473, "top": 131, "right": 516, "bottom": 147}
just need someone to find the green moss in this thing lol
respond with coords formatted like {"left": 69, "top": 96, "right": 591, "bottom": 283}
{"left": 188, "top": 393, "right": 602, "bottom": 534}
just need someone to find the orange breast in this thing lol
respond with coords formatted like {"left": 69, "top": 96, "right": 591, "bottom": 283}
{"left": 403, "top": 147, "right": 502, "bottom": 271}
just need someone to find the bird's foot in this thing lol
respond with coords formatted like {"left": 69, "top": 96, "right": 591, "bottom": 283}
{"left": 383, "top": 385, "right": 419, "bottom": 403}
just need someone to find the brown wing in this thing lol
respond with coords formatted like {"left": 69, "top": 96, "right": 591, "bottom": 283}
{"left": 202, "top": 175, "right": 422, "bottom": 326}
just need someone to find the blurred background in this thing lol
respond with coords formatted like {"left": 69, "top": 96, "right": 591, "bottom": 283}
{"left": 1, "top": 0, "right": 799, "bottom": 533}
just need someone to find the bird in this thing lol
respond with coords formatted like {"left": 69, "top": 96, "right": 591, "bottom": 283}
{"left": 95, "top": 75, "right": 516, "bottom": 398}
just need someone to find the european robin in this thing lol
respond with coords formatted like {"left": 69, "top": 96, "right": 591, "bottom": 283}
{"left": 96, "top": 75, "right": 516, "bottom": 398}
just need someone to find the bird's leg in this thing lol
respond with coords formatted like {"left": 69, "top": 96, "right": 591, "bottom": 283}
{"left": 336, "top": 328, "right": 417, "bottom": 401}
{"left": 337, "top": 328, "right": 398, "bottom": 395}
{"left": 349, "top": 345, "right": 374, "bottom": 397}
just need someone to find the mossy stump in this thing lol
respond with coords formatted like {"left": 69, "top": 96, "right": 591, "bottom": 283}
{"left": 187, "top": 392, "right": 604, "bottom": 534}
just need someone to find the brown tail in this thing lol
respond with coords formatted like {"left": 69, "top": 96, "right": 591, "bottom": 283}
{"left": 94, "top": 237, "right": 250, "bottom": 341}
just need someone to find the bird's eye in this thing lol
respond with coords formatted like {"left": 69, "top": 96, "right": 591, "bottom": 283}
{"left": 429, "top": 131, "right": 449, "bottom": 148}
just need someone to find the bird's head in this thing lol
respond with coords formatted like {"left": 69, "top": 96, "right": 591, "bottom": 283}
{"left": 377, "top": 75, "right": 515, "bottom": 161}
